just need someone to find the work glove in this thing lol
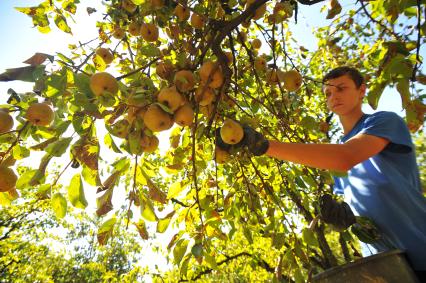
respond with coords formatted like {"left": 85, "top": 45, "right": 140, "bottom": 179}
{"left": 215, "top": 125, "right": 269, "bottom": 156}
{"left": 319, "top": 194, "right": 356, "bottom": 231}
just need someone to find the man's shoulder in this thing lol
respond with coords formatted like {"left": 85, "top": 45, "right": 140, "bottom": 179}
{"left": 364, "top": 111, "right": 404, "bottom": 125}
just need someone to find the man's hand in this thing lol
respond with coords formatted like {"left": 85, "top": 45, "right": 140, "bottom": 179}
{"left": 215, "top": 125, "right": 269, "bottom": 156}
{"left": 319, "top": 194, "right": 356, "bottom": 230}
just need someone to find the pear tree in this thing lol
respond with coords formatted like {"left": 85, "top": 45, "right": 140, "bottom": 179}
{"left": 0, "top": 0, "right": 425, "bottom": 281}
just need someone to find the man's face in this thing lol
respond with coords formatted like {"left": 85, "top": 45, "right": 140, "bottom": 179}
{"left": 323, "top": 74, "right": 366, "bottom": 116}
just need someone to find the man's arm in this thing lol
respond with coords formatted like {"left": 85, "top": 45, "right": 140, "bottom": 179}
{"left": 266, "top": 133, "right": 389, "bottom": 172}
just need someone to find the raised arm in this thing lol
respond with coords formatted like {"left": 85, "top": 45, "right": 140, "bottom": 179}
{"left": 266, "top": 133, "right": 389, "bottom": 172}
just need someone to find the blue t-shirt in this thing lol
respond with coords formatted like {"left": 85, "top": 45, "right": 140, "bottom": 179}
{"left": 333, "top": 111, "right": 426, "bottom": 270}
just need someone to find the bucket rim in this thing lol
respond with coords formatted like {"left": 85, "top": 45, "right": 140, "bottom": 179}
{"left": 312, "top": 249, "right": 406, "bottom": 280}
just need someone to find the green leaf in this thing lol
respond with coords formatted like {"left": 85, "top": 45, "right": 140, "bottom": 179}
{"left": 54, "top": 14, "right": 72, "bottom": 34}
{"left": 12, "top": 144, "right": 30, "bottom": 160}
{"left": 97, "top": 217, "right": 116, "bottom": 245}
{"left": 191, "top": 243, "right": 203, "bottom": 257}
{"left": 68, "top": 173, "right": 88, "bottom": 209}
{"left": 45, "top": 137, "right": 73, "bottom": 157}
{"left": 134, "top": 220, "right": 149, "bottom": 240}
{"left": 81, "top": 165, "right": 101, "bottom": 186}
{"left": 0, "top": 66, "right": 45, "bottom": 82}
{"left": 243, "top": 226, "right": 253, "bottom": 244}
{"left": 140, "top": 194, "right": 158, "bottom": 221}
{"left": 367, "top": 81, "right": 386, "bottom": 110}
{"left": 204, "top": 253, "right": 218, "bottom": 269}
{"left": 302, "top": 228, "right": 319, "bottom": 247}
{"left": 51, "top": 192, "right": 67, "bottom": 219}
{"left": 16, "top": 170, "right": 38, "bottom": 190}
{"left": 173, "top": 239, "right": 189, "bottom": 265}
{"left": 167, "top": 181, "right": 184, "bottom": 199}
{"left": 96, "top": 188, "right": 113, "bottom": 217}
{"left": 156, "top": 211, "right": 175, "bottom": 233}
{"left": 140, "top": 44, "right": 161, "bottom": 57}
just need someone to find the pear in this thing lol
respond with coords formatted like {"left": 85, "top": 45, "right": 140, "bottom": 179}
{"left": 254, "top": 57, "right": 267, "bottom": 72}
{"left": 90, "top": 72, "right": 119, "bottom": 96}
{"left": 95, "top": 48, "right": 114, "bottom": 64}
{"left": 156, "top": 61, "right": 174, "bottom": 80}
{"left": 122, "top": 0, "right": 137, "bottom": 13}
{"left": 143, "top": 104, "right": 174, "bottom": 132}
{"left": 199, "top": 61, "right": 224, "bottom": 89}
{"left": 215, "top": 147, "right": 230, "bottom": 164}
{"left": 220, "top": 119, "right": 244, "bottom": 144}
{"left": 140, "top": 23, "right": 159, "bottom": 42}
{"left": 174, "top": 70, "right": 195, "bottom": 92}
{"left": 110, "top": 119, "right": 130, "bottom": 138}
{"left": 26, "top": 103, "right": 54, "bottom": 126}
{"left": 279, "top": 70, "right": 303, "bottom": 92}
{"left": 140, "top": 135, "right": 159, "bottom": 153}
{"left": 157, "top": 86, "right": 185, "bottom": 111}
{"left": 112, "top": 27, "right": 126, "bottom": 39}
{"left": 128, "top": 22, "right": 141, "bottom": 36}
{"left": 0, "top": 109, "right": 14, "bottom": 133}
{"left": 0, "top": 166, "right": 18, "bottom": 192}
{"left": 174, "top": 4, "right": 190, "bottom": 21}
{"left": 174, "top": 104, "right": 194, "bottom": 127}
{"left": 190, "top": 13, "right": 205, "bottom": 29}
{"left": 251, "top": 39, "right": 262, "bottom": 49}
{"left": 195, "top": 86, "right": 215, "bottom": 106}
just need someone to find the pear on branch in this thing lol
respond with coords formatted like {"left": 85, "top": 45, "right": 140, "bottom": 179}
{"left": 199, "top": 61, "right": 224, "bottom": 89}
{"left": 140, "top": 135, "right": 159, "bottom": 153}
{"left": 0, "top": 166, "right": 18, "bottom": 192}
{"left": 26, "top": 102, "right": 54, "bottom": 126}
{"left": 156, "top": 61, "right": 174, "bottom": 80}
{"left": 128, "top": 22, "right": 141, "bottom": 36}
{"left": 190, "top": 13, "right": 205, "bottom": 29}
{"left": 215, "top": 147, "right": 230, "bottom": 164}
{"left": 143, "top": 104, "right": 174, "bottom": 132}
{"left": 157, "top": 86, "right": 185, "bottom": 111}
{"left": 0, "top": 109, "right": 14, "bottom": 133}
{"left": 112, "top": 27, "right": 126, "bottom": 39}
{"left": 140, "top": 23, "right": 159, "bottom": 42}
{"left": 174, "top": 4, "right": 190, "bottom": 22}
{"left": 174, "top": 70, "right": 195, "bottom": 92}
{"left": 95, "top": 48, "right": 114, "bottom": 64}
{"left": 220, "top": 119, "right": 244, "bottom": 145}
{"left": 90, "top": 72, "right": 119, "bottom": 96}
{"left": 195, "top": 86, "right": 216, "bottom": 106}
{"left": 278, "top": 70, "right": 303, "bottom": 92}
{"left": 174, "top": 104, "right": 194, "bottom": 127}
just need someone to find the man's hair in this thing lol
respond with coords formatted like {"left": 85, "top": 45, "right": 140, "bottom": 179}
{"left": 322, "top": 66, "right": 365, "bottom": 88}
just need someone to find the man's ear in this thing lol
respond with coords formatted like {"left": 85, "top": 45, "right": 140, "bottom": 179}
{"left": 359, "top": 83, "right": 367, "bottom": 99}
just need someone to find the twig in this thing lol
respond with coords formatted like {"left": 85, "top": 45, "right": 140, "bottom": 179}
{"left": 412, "top": 0, "right": 423, "bottom": 81}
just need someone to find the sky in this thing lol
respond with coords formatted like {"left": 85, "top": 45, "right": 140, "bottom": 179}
{"left": 0, "top": 0, "right": 421, "bottom": 278}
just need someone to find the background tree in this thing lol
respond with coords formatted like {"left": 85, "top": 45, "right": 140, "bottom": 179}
{"left": 0, "top": 0, "right": 424, "bottom": 281}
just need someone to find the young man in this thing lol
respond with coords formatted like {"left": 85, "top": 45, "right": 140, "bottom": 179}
{"left": 217, "top": 66, "right": 426, "bottom": 278}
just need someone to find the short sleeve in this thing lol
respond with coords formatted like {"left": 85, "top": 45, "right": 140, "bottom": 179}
{"left": 360, "top": 111, "right": 412, "bottom": 153}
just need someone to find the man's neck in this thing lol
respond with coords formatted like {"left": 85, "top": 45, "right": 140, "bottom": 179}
{"left": 339, "top": 109, "right": 365, "bottom": 135}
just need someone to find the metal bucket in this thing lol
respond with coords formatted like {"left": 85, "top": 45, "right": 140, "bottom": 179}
{"left": 312, "top": 250, "right": 420, "bottom": 283}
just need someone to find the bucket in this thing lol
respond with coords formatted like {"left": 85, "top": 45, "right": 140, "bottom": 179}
{"left": 312, "top": 250, "right": 420, "bottom": 283}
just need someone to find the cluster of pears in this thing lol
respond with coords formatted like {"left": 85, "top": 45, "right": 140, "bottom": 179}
{"left": 0, "top": 102, "right": 54, "bottom": 193}
{"left": 0, "top": 103, "right": 55, "bottom": 133}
